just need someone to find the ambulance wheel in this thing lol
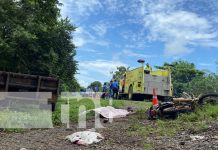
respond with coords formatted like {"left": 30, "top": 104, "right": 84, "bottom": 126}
{"left": 134, "top": 94, "right": 146, "bottom": 101}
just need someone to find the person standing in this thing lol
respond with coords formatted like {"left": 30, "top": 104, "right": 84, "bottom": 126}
{"left": 112, "top": 80, "right": 119, "bottom": 99}
{"left": 101, "top": 82, "right": 107, "bottom": 99}
{"left": 109, "top": 80, "right": 113, "bottom": 98}
{"left": 93, "top": 85, "right": 99, "bottom": 98}
{"left": 145, "top": 63, "right": 152, "bottom": 74}
{"left": 102, "top": 82, "right": 107, "bottom": 92}
{"left": 94, "top": 85, "right": 99, "bottom": 93}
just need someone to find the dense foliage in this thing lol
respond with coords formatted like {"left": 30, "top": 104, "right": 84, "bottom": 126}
{"left": 169, "top": 61, "right": 204, "bottom": 96}
{"left": 163, "top": 60, "right": 217, "bottom": 97}
{"left": 0, "top": 0, "right": 79, "bottom": 91}
{"left": 112, "top": 66, "right": 129, "bottom": 80}
{"left": 187, "top": 73, "right": 218, "bottom": 96}
{"left": 87, "top": 81, "right": 102, "bottom": 92}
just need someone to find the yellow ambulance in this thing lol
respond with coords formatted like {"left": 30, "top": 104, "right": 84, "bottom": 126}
{"left": 119, "top": 65, "right": 172, "bottom": 101}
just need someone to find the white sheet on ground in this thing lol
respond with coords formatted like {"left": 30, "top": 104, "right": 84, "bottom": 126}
{"left": 93, "top": 106, "right": 129, "bottom": 118}
{"left": 66, "top": 131, "right": 104, "bottom": 145}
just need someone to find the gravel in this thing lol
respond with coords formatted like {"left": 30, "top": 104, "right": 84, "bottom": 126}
{"left": 0, "top": 116, "right": 217, "bottom": 150}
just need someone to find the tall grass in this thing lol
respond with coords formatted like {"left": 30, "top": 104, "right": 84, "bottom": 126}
{"left": 127, "top": 104, "right": 218, "bottom": 138}
{"left": 178, "top": 104, "right": 218, "bottom": 122}
{"left": 52, "top": 98, "right": 126, "bottom": 125}
{"left": 52, "top": 98, "right": 150, "bottom": 125}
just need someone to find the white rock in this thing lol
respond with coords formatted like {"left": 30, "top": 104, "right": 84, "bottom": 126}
{"left": 190, "top": 135, "right": 205, "bottom": 141}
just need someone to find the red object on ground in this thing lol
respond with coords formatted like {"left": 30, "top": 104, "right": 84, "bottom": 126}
{"left": 152, "top": 88, "right": 159, "bottom": 106}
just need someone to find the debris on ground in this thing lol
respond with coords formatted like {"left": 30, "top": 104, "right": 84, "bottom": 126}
{"left": 66, "top": 130, "right": 104, "bottom": 145}
{"left": 93, "top": 106, "right": 129, "bottom": 119}
{"left": 190, "top": 135, "right": 205, "bottom": 141}
{"left": 127, "top": 106, "right": 134, "bottom": 112}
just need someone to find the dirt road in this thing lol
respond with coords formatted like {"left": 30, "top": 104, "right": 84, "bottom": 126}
{"left": 0, "top": 114, "right": 217, "bottom": 150}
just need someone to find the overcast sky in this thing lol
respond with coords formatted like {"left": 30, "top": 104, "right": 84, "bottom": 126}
{"left": 59, "top": 0, "right": 218, "bottom": 87}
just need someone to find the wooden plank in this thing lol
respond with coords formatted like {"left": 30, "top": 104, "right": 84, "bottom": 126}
{"left": 37, "top": 76, "right": 41, "bottom": 92}
{"left": 5, "top": 73, "right": 10, "bottom": 91}
{"left": 8, "top": 83, "right": 36, "bottom": 89}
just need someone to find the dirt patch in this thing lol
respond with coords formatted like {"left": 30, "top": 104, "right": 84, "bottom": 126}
{"left": 148, "top": 123, "right": 218, "bottom": 150}
{"left": 0, "top": 115, "right": 217, "bottom": 150}
{"left": 0, "top": 117, "right": 144, "bottom": 150}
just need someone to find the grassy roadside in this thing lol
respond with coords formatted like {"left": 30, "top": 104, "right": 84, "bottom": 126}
{"left": 126, "top": 104, "right": 218, "bottom": 150}
{"left": 1, "top": 98, "right": 149, "bottom": 132}
{"left": 2, "top": 97, "right": 217, "bottom": 150}
{"left": 52, "top": 98, "right": 218, "bottom": 149}
{"left": 52, "top": 98, "right": 150, "bottom": 125}
{"left": 52, "top": 98, "right": 123, "bottom": 125}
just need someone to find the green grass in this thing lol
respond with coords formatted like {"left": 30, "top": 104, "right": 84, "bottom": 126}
{"left": 178, "top": 104, "right": 218, "bottom": 122}
{"left": 144, "top": 143, "right": 154, "bottom": 150}
{"left": 0, "top": 98, "right": 149, "bottom": 132}
{"left": 0, "top": 110, "right": 53, "bottom": 133}
{"left": 52, "top": 98, "right": 123, "bottom": 125}
{"left": 2, "top": 98, "right": 217, "bottom": 138}
{"left": 127, "top": 104, "right": 218, "bottom": 138}
{"left": 125, "top": 103, "right": 218, "bottom": 143}
{"left": 52, "top": 98, "right": 150, "bottom": 125}
{"left": 2, "top": 128, "right": 26, "bottom": 133}
{"left": 4, "top": 100, "right": 215, "bottom": 144}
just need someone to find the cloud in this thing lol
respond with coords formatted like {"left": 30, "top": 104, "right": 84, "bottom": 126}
{"left": 74, "top": 37, "right": 85, "bottom": 47}
{"left": 60, "top": 0, "right": 218, "bottom": 56}
{"left": 191, "top": 40, "right": 218, "bottom": 47}
{"left": 73, "top": 27, "right": 109, "bottom": 47}
{"left": 120, "top": 29, "right": 148, "bottom": 49}
{"left": 79, "top": 59, "right": 127, "bottom": 77}
{"left": 76, "top": 74, "right": 97, "bottom": 87}
{"left": 78, "top": 49, "right": 105, "bottom": 56}
{"left": 76, "top": 79, "right": 89, "bottom": 87}
{"left": 199, "top": 63, "right": 213, "bottom": 67}
{"left": 144, "top": 11, "right": 215, "bottom": 41}
{"left": 77, "top": 59, "right": 127, "bottom": 87}
{"left": 79, "top": 49, "right": 97, "bottom": 53}
{"left": 92, "top": 23, "right": 108, "bottom": 37}
{"left": 138, "top": 0, "right": 218, "bottom": 56}
{"left": 122, "top": 50, "right": 155, "bottom": 58}
{"left": 73, "top": 27, "right": 93, "bottom": 47}
{"left": 164, "top": 38, "right": 192, "bottom": 56}
{"left": 73, "top": 0, "right": 102, "bottom": 15}
{"left": 101, "top": 0, "right": 218, "bottom": 54}
{"left": 59, "top": 0, "right": 102, "bottom": 21}
{"left": 103, "top": 0, "right": 126, "bottom": 13}
{"left": 59, "top": 0, "right": 218, "bottom": 85}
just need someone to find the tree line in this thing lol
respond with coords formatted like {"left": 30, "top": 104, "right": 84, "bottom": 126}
{"left": 163, "top": 60, "right": 218, "bottom": 97}
{"left": 0, "top": 0, "right": 79, "bottom": 91}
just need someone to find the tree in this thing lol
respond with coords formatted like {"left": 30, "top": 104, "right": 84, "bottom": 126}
{"left": 112, "top": 66, "right": 129, "bottom": 80}
{"left": 80, "top": 86, "right": 86, "bottom": 92}
{"left": 188, "top": 73, "right": 218, "bottom": 96}
{"left": 160, "top": 61, "right": 204, "bottom": 97}
{"left": 0, "top": 0, "right": 79, "bottom": 91}
{"left": 88, "top": 81, "right": 102, "bottom": 92}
